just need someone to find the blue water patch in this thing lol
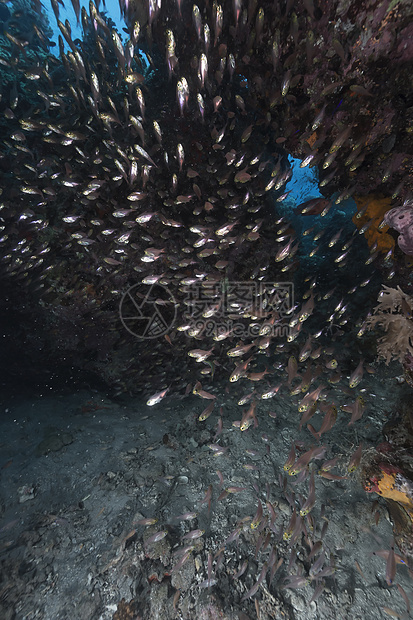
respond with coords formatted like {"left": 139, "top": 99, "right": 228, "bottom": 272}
{"left": 273, "top": 156, "right": 359, "bottom": 276}
{"left": 276, "top": 156, "right": 357, "bottom": 235}
{"left": 44, "top": 0, "right": 125, "bottom": 53}
{"left": 285, "top": 155, "right": 324, "bottom": 205}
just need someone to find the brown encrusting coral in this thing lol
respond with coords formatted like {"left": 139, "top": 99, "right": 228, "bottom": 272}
{"left": 352, "top": 195, "right": 395, "bottom": 252}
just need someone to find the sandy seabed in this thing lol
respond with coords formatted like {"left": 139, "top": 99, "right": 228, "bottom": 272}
{"left": 0, "top": 368, "right": 412, "bottom": 620}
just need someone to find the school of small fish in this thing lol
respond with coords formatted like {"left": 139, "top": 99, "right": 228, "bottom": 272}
{"left": 0, "top": 0, "right": 412, "bottom": 615}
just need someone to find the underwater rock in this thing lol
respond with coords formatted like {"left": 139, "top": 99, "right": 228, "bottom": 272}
{"left": 403, "top": 353, "right": 413, "bottom": 387}
{"left": 35, "top": 428, "right": 74, "bottom": 456}
{"left": 362, "top": 404, "right": 413, "bottom": 562}
{"left": 112, "top": 598, "right": 140, "bottom": 620}
{"left": 17, "top": 484, "right": 35, "bottom": 503}
{"left": 384, "top": 204, "right": 413, "bottom": 256}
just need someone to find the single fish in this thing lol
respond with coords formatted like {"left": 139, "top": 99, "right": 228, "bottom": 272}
{"left": 146, "top": 387, "right": 170, "bottom": 406}
{"left": 295, "top": 198, "right": 330, "bottom": 216}
{"left": 349, "top": 358, "right": 364, "bottom": 388}
{"left": 348, "top": 443, "right": 363, "bottom": 472}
